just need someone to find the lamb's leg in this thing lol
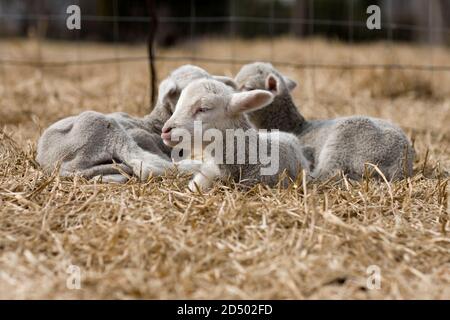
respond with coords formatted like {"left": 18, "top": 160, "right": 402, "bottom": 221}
{"left": 116, "top": 143, "right": 203, "bottom": 181}
{"left": 37, "top": 111, "right": 194, "bottom": 182}
{"left": 78, "top": 163, "right": 133, "bottom": 178}
{"left": 60, "top": 163, "right": 133, "bottom": 181}
{"left": 119, "top": 150, "right": 199, "bottom": 180}
{"left": 310, "top": 166, "right": 342, "bottom": 181}
{"left": 113, "top": 130, "right": 202, "bottom": 179}
{"left": 309, "top": 146, "right": 345, "bottom": 181}
{"left": 188, "top": 161, "right": 221, "bottom": 192}
{"left": 93, "top": 174, "right": 129, "bottom": 184}
{"left": 75, "top": 115, "right": 195, "bottom": 180}
{"left": 57, "top": 111, "right": 200, "bottom": 181}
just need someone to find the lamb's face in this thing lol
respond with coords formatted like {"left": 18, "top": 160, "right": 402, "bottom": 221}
{"left": 161, "top": 79, "right": 274, "bottom": 148}
{"left": 234, "top": 62, "right": 297, "bottom": 95}
{"left": 161, "top": 79, "right": 234, "bottom": 147}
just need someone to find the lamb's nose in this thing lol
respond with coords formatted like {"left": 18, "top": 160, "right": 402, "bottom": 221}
{"left": 161, "top": 126, "right": 173, "bottom": 141}
{"left": 162, "top": 126, "right": 172, "bottom": 134}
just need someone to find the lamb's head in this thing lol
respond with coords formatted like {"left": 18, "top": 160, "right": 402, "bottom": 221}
{"left": 158, "top": 64, "right": 237, "bottom": 114}
{"left": 234, "top": 62, "right": 297, "bottom": 96}
{"left": 161, "top": 78, "right": 273, "bottom": 147}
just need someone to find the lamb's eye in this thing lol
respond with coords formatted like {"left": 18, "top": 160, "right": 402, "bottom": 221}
{"left": 244, "top": 86, "right": 254, "bottom": 91}
{"left": 196, "top": 107, "right": 209, "bottom": 114}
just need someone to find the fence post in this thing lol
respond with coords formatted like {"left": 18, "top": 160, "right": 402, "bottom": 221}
{"left": 147, "top": 0, "right": 158, "bottom": 111}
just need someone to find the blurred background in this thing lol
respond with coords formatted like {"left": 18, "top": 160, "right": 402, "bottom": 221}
{"left": 1, "top": 0, "right": 450, "bottom": 44}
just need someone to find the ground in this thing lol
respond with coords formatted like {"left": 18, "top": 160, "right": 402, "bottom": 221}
{"left": 0, "top": 37, "right": 449, "bottom": 299}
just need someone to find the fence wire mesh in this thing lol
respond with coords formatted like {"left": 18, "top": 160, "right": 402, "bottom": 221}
{"left": 0, "top": 0, "right": 449, "bottom": 107}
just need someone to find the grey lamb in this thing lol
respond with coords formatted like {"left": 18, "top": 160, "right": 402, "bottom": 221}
{"left": 160, "top": 78, "right": 311, "bottom": 191}
{"left": 234, "top": 62, "right": 415, "bottom": 181}
{"left": 36, "top": 65, "right": 236, "bottom": 183}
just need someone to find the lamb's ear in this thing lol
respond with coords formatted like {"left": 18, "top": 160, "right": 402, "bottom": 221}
{"left": 212, "top": 75, "right": 238, "bottom": 90}
{"left": 228, "top": 90, "right": 274, "bottom": 114}
{"left": 158, "top": 78, "right": 178, "bottom": 105}
{"left": 265, "top": 73, "right": 281, "bottom": 94}
{"left": 283, "top": 76, "right": 297, "bottom": 92}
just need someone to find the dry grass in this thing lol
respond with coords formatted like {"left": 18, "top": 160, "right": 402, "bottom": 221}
{"left": 0, "top": 37, "right": 449, "bottom": 299}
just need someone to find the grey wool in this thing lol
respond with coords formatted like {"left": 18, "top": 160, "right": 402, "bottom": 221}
{"left": 36, "top": 65, "right": 235, "bottom": 182}
{"left": 234, "top": 62, "right": 415, "bottom": 181}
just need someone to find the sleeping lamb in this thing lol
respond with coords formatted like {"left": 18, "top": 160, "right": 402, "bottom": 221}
{"left": 36, "top": 65, "right": 236, "bottom": 182}
{"left": 234, "top": 62, "right": 415, "bottom": 181}
{"left": 160, "top": 78, "right": 311, "bottom": 191}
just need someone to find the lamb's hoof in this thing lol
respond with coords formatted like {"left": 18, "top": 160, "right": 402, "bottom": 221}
{"left": 188, "top": 179, "right": 211, "bottom": 193}
{"left": 188, "top": 180, "right": 199, "bottom": 192}
{"left": 92, "top": 174, "right": 129, "bottom": 184}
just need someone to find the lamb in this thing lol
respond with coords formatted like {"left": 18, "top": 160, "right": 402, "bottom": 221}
{"left": 36, "top": 65, "right": 236, "bottom": 183}
{"left": 234, "top": 62, "right": 415, "bottom": 181}
{"left": 160, "top": 78, "right": 311, "bottom": 191}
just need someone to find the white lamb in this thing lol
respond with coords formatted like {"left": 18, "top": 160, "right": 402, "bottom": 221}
{"left": 36, "top": 65, "right": 236, "bottom": 182}
{"left": 234, "top": 62, "right": 415, "bottom": 181}
{"left": 160, "top": 78, "right": 311, "bottom": 191}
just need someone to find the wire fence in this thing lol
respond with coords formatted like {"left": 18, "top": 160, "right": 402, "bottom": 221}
{"left": 2, "top": 55, "right": 450, "bottom": 71}
{"left": 0, "top": 0, "right": 449, "bottom": 109}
